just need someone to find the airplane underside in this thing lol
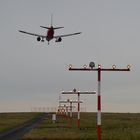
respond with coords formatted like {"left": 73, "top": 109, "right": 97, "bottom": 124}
{"left": 37, "top": 36, "right": 62, "bottom": 45}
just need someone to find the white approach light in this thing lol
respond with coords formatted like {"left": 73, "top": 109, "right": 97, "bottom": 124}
{"left": 69, "top": 64, "right": 72, "bottom": 69}
{"left": 83, "top": 64, "right": 87, "bottom": 69}
{"left": 112, "top": 64, "right": 116, "bottom": 69}
{"left": 127, "top": 65, "right": 131, "bottom": 69}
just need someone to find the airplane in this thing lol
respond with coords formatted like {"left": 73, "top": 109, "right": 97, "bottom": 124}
{"left": 19, "top": 15, "right": 81, "bottom": 45}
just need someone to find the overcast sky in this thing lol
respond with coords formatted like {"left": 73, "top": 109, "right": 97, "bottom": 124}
{"left": 0, "top": 0, "right": 139, "bottom": 112}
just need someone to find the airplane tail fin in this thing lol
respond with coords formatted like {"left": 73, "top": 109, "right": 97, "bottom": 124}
{"left": 51, "top": 14, "right": 64, "bottom": 29}
{"left": 40, "top": 14, "right": 64, "bottom": 30}
{"left": 51, "top": 14, "right": 53, "bottom": 26}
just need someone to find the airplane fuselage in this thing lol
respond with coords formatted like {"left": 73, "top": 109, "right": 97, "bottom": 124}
{"left": 46, "top": 26, "right": 54, "bottom": 41}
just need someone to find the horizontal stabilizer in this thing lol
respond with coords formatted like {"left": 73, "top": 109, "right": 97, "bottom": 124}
{"left": 53, "top": 27, "right": 64, "bottom": 29}
{"left": 40, "top": 26, "right": 50, "bottom": 29}
{"left": 40, "top": 26, "right": 64, "bottom": 30}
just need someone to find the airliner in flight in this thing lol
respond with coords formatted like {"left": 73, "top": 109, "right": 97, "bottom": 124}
{"left": 19, "top": 16, "right": 81, "bottom": 44}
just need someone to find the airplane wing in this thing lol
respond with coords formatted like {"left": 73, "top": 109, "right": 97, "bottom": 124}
{"left": 18, "top": 30, "right": 46, "bottom": 38}
{"left": 54, "top": 32, "right": 81, "bottom": 38}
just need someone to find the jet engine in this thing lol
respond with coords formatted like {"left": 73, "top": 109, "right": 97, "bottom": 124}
{"left": 55, "top": 37, "right": 62, "bottom": 42}
{"left": 37, "top": 36, "right": 41, "bottom": 41}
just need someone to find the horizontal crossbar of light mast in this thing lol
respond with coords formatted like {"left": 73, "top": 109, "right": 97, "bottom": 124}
{"left": 69, "top": 68, "right": 130, "bottom": 71}
{"left": 62, "top": 91, "right": 96, "bottom": 94}
{"left": 59, "top": 100, "right": 83, "bottom": 103}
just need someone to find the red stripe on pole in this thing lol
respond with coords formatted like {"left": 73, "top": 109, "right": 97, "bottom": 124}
{"left": 98, "top": 95, "right": 101, "bottom": 110}
{"left": 97, "top": 125, "right": 101, "bottom": 140}
{"left": 78, "top": 102, "right": 80, "bottom": 111}
{"left": 77, "top": 119, "right": 80, "bottom": 128}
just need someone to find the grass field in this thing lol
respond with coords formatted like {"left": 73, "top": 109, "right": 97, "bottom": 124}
{"left": 22, "top": 112, "right": 140, "bottom": 140}
{"left": 0, "top": 112, "right": 39, "bottom": 133}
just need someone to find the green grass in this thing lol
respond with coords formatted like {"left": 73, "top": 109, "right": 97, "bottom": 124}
{"left": 22, "top": 112, "right": 140, "bottom": 140}
{"left": 102, "top": 113, "right": 140, "bottom": 140}
{"left": 0, "top": 112, "right": 39, "bottom": 133}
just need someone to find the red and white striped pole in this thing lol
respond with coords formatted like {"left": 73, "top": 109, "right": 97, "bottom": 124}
{"left": 97, "top": 64, "right": 101, "bottom": 140}
{"left": 62, "top": 89, "right": 95, "bottom": 129}
{"left": 77, "top": 92, "right": 80, "bottom": 128}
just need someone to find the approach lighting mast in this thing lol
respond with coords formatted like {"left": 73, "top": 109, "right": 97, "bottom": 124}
{"left": 68, "top": 62, "right": 130, "bottom": 140}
